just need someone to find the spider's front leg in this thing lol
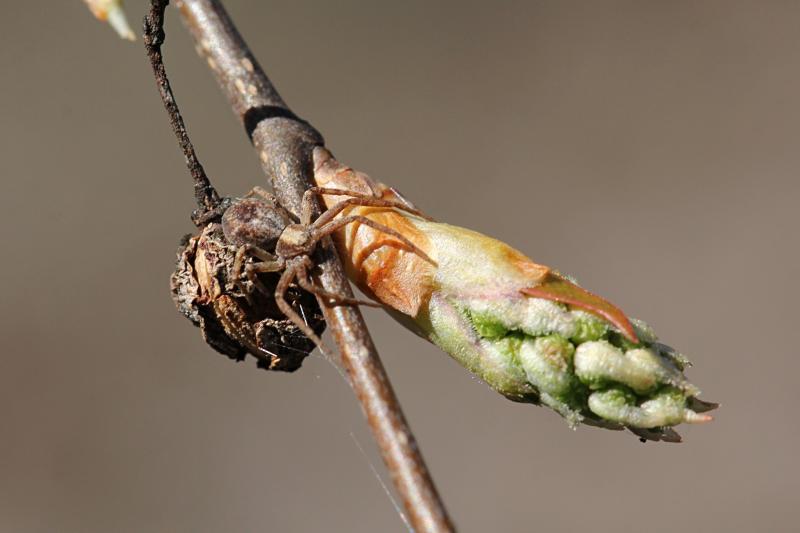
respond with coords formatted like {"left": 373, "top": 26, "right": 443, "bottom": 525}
{"left": 314, "top": 214, "right": 435, "bottom": 265}
{"left": 231, "top": 244, "right": 285, "bottom": 303}
{"left": 299, "top": 186, "right": 436, "bottom": 266}
{"left": 301, "top": 186, "right": 432, "bottom": 228}
{"left": 273, "top": 261, "right": 327, "bottom": 351}
{"left": 244, "top": 186, "right": 275, "bottom": 201}
{"left": 294, "top": 256, "right": 381, "bottom": 308}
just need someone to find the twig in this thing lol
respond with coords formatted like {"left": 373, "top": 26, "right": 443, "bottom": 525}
{"left": 143, "top": 0, "right": 221, "bottom": 223}
{"left": 150, "top": 1, "right": 455, "bottom": 530}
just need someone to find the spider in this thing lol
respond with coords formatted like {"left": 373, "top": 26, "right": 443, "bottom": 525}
{"left": 221, "top": 185, "right": 434, "bottom": 349}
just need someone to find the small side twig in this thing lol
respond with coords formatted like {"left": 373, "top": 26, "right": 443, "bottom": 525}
{"left": 143, "top": 0, "right": 221, "bottom": 224}
{"left": 146, "top": 0, "right": 455, "bottom": 531}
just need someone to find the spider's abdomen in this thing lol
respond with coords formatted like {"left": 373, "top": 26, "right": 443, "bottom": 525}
{"left": 222, "top": 198, "right": 291, "bottom": 250}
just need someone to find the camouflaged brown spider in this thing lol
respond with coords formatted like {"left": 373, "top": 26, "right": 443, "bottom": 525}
{"left": 221, "top": 185, "right": 433, "bottom": 349}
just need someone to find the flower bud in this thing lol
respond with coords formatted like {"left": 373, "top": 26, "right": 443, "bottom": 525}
{"left": 84, "top": 0, "right": 135, "bottom": 41}
{"left": 313, "top": 148, "right": 716, "bottom": 440}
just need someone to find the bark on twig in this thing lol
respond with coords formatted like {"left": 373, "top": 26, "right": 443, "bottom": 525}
{"left": 149, "top": 1, "right": 455, "bottom": 530}
{"left": 143, "top": 0, "right": 221, "bottom": 222}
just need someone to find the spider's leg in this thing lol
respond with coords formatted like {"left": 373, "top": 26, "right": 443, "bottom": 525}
{"left": 246, "top": 258, "right": 284, "bottom": 296}
{"left": 244, "top": 264, "right": 271, "bottom": 296}
{"left": 300, "top": 187, "right": 371, "bottom": 226}
{"left": 232, "top": 244, "right": 283, "bottom": 301}
{"left": 231, "top": 245, "right": 256, "bottom": 305}
{"left": 295, "top": 262, "right": 381, "bottom": 307}
{"left": 308, "top": 186, "right": 430, "bottom": 215}
{"left": 232, "top": 245, "right": 247, "bottom": 284}
{"left": 315, "top": 215, "right": 436, "bottom": 265}
{"left": 307, "top": 187, "right": 373, "bottom": 197}
{"left": 274, "top": 266, "right": 328, "bottom": 354}
{"left": 249, "top": 246, "right": 279, "bottom": 263}
{"left": 299, "top": 187, "right": 321, "bottom": 226}
{"left": 233, "top": 244, "right": 277, "bottom": 280}
{"left": 249, "top": 260, "right": 284, "bottom": 274}
{"left": 307, "top": 190, "right": 432, "bottom": 229}
{"left": 244, "top": 186, "right": 275, "bottom": 202}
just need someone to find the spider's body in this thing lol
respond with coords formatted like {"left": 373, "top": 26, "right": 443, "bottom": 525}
{"left": 220, "top": 186, "right": 433, "bottom": 349}
{"left": 222, "top": 196, "right": 290, "bottom": 250}
{"left": 275, "top": 224, "right": 313, "bottom": 258}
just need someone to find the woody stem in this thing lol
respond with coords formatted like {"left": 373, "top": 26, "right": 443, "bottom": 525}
{"left": 143, "top": 0, "right": 221, "bottom": 219}
{"left": 166, "top": 1, "right": 455, "bottom": 531}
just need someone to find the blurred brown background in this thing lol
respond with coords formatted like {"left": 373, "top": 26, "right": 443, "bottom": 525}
{"left": 1, "top": 1, "right": 797, "bottom": 531}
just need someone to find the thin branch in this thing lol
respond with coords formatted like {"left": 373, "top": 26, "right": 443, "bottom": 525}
{"left": 143, "top": 0, "right": 221, "bottom": 223}
{"left": 150, "top": 1, "right": 455, "bottom": 530}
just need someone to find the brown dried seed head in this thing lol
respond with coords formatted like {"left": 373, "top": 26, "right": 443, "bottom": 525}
{"left": 170, "top": 223, "right": 325, "bottom": 371}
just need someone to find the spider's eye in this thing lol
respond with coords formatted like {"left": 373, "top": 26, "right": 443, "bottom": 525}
{"left": 222, "top": 198, "right": 290, "bottom": 249}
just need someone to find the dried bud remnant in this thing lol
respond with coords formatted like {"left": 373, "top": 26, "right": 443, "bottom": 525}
{"left": 171, "top": 223, "right": 325, "bottom": 371}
